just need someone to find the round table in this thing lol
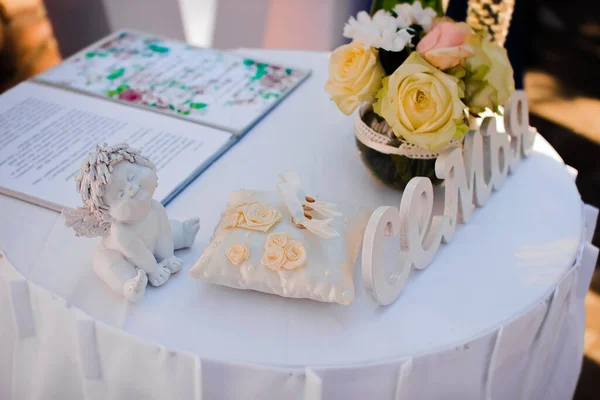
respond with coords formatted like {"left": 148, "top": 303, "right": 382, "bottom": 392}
{"left": 0, "top": 50, "right": 598, "bottom": 400}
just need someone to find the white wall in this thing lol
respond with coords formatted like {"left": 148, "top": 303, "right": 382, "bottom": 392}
{"left": 179, "top": 0, "right": 219, "bottom": 47}
{"left": 211, "top": 0, "right": 271, "bottom": 49}
{"left": 53, "top": 0, "right": 374, "bottom": 53}
{"left": 213, "top": 0, "right": 369, "bottom": 50}
{"left": 101, "top": 0, "right": 187, "bottom": 40}
{"left": 45, "top": 0, "right": 111, "bottom": 57}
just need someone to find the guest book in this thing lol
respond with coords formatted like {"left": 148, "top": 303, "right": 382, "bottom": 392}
{"left": 0, "top": 30, "right": 310, "bottom": 211}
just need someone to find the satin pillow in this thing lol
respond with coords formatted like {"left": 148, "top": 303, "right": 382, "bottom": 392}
{"left": 189, "top": 190, "right": 370, "bottom": 305}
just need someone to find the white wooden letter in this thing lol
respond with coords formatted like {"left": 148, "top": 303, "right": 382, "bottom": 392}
{"left": 463, "top": 129, "right": 492, "bottom": 206}
{"left": 504, "top": 90, "right": 534, "bottom": 161}
{"left": 362, "top": 206, "right": 410, "bottom": 305}
{"left": 361, "top": 91, "right": 536, "bottom": 306}
{"left": 400, "top": 178, "right": 447, "bottom": 270}
{"left": 481, "top": 117, "right": 510, "bottom": 190}
{"left": 435, "top": 147, "right": 471, "bottom": 242}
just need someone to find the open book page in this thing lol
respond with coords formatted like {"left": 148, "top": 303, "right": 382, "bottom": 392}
{"left": 0, "top": 81, "right": 233, "bottom": 211}
{"left": 36, "top": 31, "right": 310, "bottom": 134}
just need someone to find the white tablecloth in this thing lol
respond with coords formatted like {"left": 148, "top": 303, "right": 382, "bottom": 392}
{"left": 0, "top": 50, "right": 598, "bottom": 400}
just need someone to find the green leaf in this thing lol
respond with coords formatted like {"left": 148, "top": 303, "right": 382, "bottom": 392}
{"left": 189, "top": 102, "right": 207, "bottom": 109}
{"left": 85, "top": 52, "right": 95, "bottom": 59}
{"left": 471, "top": 65, "right": 490, "bottom": 81}
{"left": 261, "top": 93, "right": 280, "bottom": 99}
{"left": 446, "top": 65, "right": 466, "bottom": 79}
{"left": 373, "top": 76, "right": 389, "bottom": 117}
{"left": 106, "top": 68, "right": 125, "bottom": 80}
{"left": 251, "top": 68, "right": 268, "bottom": 81}
{"left": 454, "top": 120, "right": 469, "bottom": 140}
{"left": 148, "top": 43, "right": 169, "bottom": 53}
{"left": 371, "top": 0, "right": 444, "bottom": 16}
{"left": 243, "top": 59, "right": 255, "bottom": 66}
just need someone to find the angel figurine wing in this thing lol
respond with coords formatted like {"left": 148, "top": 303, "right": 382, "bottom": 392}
{"left": 62, "top": 206, "right": 111, "bottom": 238}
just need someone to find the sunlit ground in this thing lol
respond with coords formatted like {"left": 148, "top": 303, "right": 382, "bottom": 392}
{"left": 526, "top": 69, "right": 600, "bottom": 370}
{"left": 585, "top": 291, "right": 600, "bottom": 363}
{"left": 525, "top": 55, "right": 600, "bottom": 397}
{"left": 526, "top": 71, "right": 600, "bottom": 144}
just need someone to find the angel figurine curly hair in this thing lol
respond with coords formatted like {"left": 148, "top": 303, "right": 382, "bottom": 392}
{"left": 63, "top": 143, "right": 200, "bottom": 302}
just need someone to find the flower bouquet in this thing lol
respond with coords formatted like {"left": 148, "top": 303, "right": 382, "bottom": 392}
{"left": 325, "top": 0, "right": 515, "bottom": 190}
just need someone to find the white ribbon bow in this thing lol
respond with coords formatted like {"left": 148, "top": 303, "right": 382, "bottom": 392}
{"left": 277, "top": 172, "right": 341, "bottom": 239}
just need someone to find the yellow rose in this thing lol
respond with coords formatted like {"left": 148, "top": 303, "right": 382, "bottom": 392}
{"left": 374, "top": 52, "right": 468, "bottom": 151}
{"left": 225, "top": 244, "right": 249, "bottom": 265}
{"left": 462, "top": 33, "right": 515, "bottom": 114}
{"left": 282, "top": 240, "right": 307, "bottom": 270}
{"left": 240, "top": 202, "right": 281, "bottom": 232}
{"left": 325, "top": 41, "right": 385, "bottom": 115}
{"left": 261, "top": 246, "right": 287, "bottom": 271}
{"left": 265, "top": 232, "right": 288, "bottom": 249}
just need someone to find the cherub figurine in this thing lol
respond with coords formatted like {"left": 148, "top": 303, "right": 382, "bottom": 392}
{"left": 63, "top": 143, "right": 200, "bottom": 302}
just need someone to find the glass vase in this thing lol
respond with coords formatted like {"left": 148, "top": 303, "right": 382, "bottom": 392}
{"left": 355, "top": 106, "right": 442, "bottom": 191}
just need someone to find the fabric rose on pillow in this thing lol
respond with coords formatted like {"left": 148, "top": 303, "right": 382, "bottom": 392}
{"left": 325, "top": 41, "right": 385, "bottom": 115}
{"left": 242, "top": 203, "right": 281, "bottom": 232}
{"left": 261, "top": 233, "right": 307, "bottom": 271}
{"left": 282, "top": 240, "right": 307, "bottom": 270}
{"left": 374, "top": 52, "right": 468, "bottom": 151}
{"left": 416, "top": 20, "right": 474, "bottom": 70}
{"left": 226, "top": 244, "right": 249, "bottom": 265}
{"left": 261, "top": 246, "right": 287, "bottom": 271}
{"left": 221, "top": 202, "right": 281, "bottom": 232}
{"left": 265, "top": 233, "right": 288, "bottom": 249}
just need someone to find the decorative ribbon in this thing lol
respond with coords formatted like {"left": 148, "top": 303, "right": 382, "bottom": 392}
{"left": 355, "top": 103, "right": 462, "bottom": 160}
{"left": 277, "top": 172, "right": 340, "bottom": 239}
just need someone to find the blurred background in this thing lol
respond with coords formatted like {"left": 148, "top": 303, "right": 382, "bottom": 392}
{"left": 1, "top": 0, "right": 599, "bottom": 397}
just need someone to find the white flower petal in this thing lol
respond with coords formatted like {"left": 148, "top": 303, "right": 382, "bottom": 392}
{"left": 343, "top": 8, "right": 418, "bottom": 51}
{"left": 357, "top": 11, "right": 371, "bottom": 24}
{"left": 411, "top": 2, "right": 437, "bottom": 31}
{"left": 394, "top": 3, "right": 415, "bottom": 23}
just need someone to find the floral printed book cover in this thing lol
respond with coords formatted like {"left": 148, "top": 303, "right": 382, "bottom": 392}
{"left": 36, "top": 30, "right": 311, "bottom": 134}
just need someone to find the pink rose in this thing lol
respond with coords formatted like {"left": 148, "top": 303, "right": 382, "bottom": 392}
{"left": 118, "top": 89, "right": 142, "bottom": 102}
{"left": 416, "top": 21, "right": 474, "bottom": 70}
